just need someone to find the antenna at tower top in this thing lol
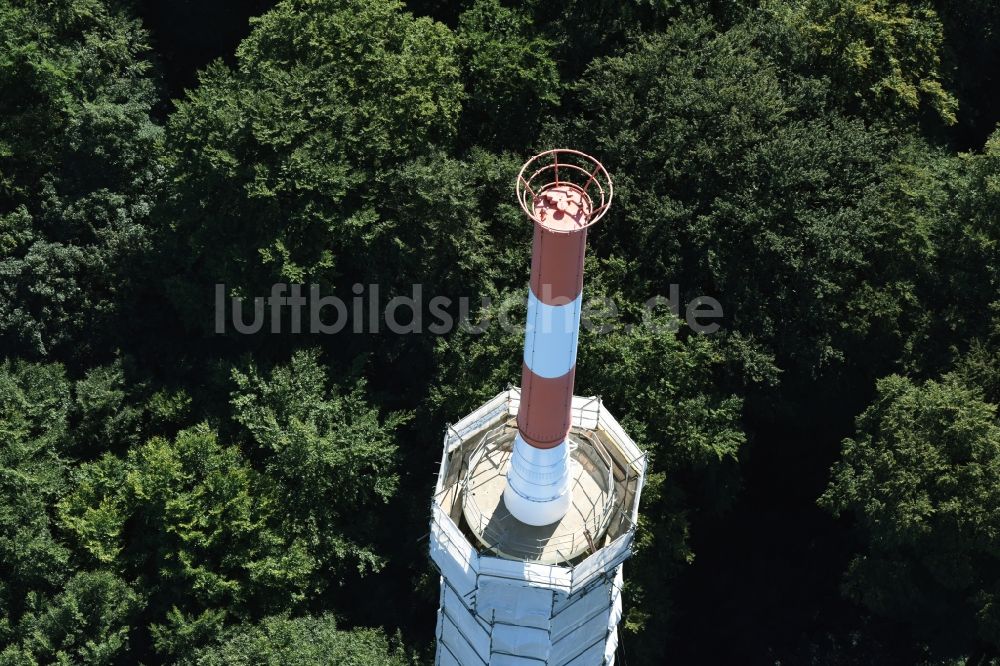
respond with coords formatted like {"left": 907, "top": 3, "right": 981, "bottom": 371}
{"left": 516, "top": 148, "right": 614, "bottom": 231}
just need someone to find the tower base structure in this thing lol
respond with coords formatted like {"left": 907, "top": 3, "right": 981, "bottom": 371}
{"left": 430, "top": 389, "right": 646, "bottom": 665}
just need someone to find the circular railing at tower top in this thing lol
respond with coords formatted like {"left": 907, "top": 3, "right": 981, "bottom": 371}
{"left": 516, "top": 149, "right": 614, "bottom": 231}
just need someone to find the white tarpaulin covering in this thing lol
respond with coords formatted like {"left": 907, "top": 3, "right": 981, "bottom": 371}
{"left": 564, "top": 638, "right": 608, "bottom": 666}
{"left": 431, "top": 506, "right": 478, "bottom": 597}
{"left": 432, "top": 390, "right": 645, "bottom": 666}
{"left": 477, "top": 577, "right": 553, "bottom": 629}
{"left": 490, "top": 655, "right": 546, "bottom": 666}
{"left": 551, "top": 584, "right": 611, "bottom": 643}
{"left": 438, "top": 613, "right": 487, "bottom": 665}
{"left": 491, "top": 624, "right": 551, "bottom": 661}
{"left": 551, "top": 610, "right": 611, "bottom": 664}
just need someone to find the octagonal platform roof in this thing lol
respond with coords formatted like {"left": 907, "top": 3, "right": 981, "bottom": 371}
{"left": 430, "top": 388, "right": 646, "bottom": 595}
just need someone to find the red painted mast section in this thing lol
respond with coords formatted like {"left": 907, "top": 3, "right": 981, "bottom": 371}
{"left": 517, "top": 186, "right": 590, "bottom": 449}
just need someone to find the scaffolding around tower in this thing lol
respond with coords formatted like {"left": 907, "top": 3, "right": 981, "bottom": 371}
{"left": 430, "top": 388, "right": 646, "bottom": 665}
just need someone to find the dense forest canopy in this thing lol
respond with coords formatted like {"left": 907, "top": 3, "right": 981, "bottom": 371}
{"left": 0, "top": 0, "right": 998, "bottom": 663}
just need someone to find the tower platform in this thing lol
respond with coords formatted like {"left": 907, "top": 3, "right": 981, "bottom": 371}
{"left": 430, "top": 389, "right": 646, "bottom": 666}
{"left": 462, "top": 424, "right": 615, "bottom": 564}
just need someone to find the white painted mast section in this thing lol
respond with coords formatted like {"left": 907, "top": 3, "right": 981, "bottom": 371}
{"left": 523, "top": 291, "right": 583, "bottom": 378}
{"left": 504, "top": 434, "right": 575, "bottom": 526}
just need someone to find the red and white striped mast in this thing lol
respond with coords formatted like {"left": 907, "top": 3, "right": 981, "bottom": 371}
{"left": 504, "top": 149, "right": 613, "bottom": 526}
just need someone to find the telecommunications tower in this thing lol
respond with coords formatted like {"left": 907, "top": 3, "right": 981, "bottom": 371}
{"left": 429, "top": 150, "right": 646, "bottom": 665}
